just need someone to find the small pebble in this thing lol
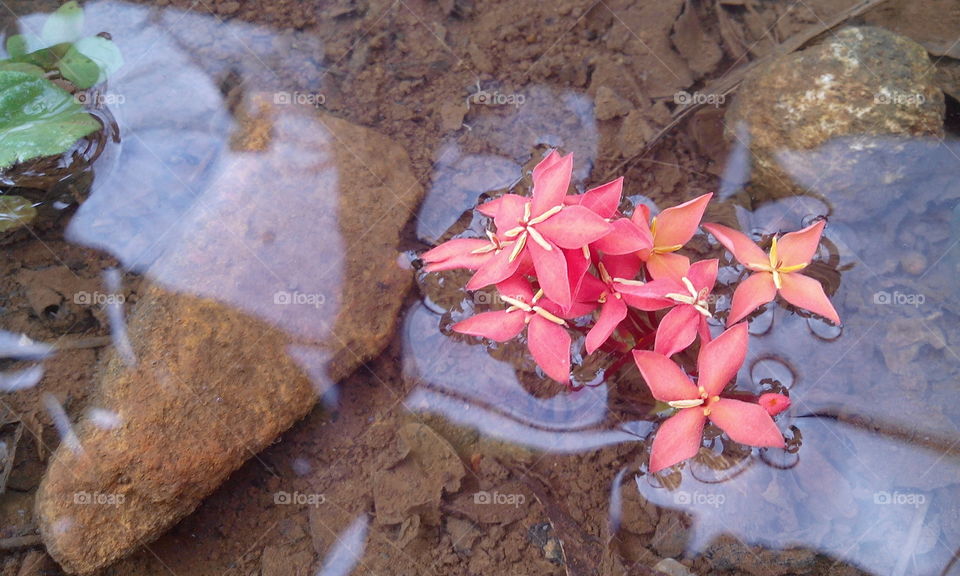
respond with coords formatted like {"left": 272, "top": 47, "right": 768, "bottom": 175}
{"left": 900, "top": 251, "right": 927, "bottom": 276}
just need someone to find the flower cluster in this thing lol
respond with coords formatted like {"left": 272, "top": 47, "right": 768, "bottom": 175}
{"left": 422, "top": 151, "right": 839, "bottom": 472}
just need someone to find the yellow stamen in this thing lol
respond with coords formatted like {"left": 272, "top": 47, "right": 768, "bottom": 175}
{"left": 532, "top": 306, "right": 567, "bottom": 325}
{"left": 499, "top": 295, "right": 531, "bottom": 312}
{"left": 598, "top": 262, "right": 612, "bottom": 285}
{"left": 652, "top": 244, "right": 684, "bottom": 254}
{"left": 614, "top": 277, "right": 645, "bottom": 286}
{"left": 526, "top": 226, "right": 552, "bottom": 250}
{"left": 779, "top": 262, "right": 808, "bottom": 273}
{"left": 668, "top": 398, "right": 704, "bottom": 409}
{"left": 508, "top": 232, "right": 527, "bottom": 262}
{"left": 769, "top": 235, "right": 780, "bottom": 271}
{"left": 527, "top": 204, "right": 563, "bottom": 225}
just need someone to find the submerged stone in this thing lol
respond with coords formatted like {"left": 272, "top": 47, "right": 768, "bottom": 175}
{"left": 726, "top": 26, "right": 944, "bottom": 203}
{"left": 35, "top": 94, "right": 423, "bottom": 574}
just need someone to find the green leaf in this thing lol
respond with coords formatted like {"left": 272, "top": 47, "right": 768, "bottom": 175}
{"left": 0, "top": 62, "right": 46, "bottom": 77}
{"left": 41, "top": 1, "right": 84, "bottom": 46}
{"left": 0, "top": 195, "right": 37, "bottom": 232}
{"left": 5, "top": 35, "right": 30, "bottom": 58}
{"left": 0, "top": 70, "right": 101, "bottom": 170}
{"left": 59, "top": 36, "right": 122, "bottom": 88}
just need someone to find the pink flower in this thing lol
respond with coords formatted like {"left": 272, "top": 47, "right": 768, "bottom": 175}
{"left": 702, "top": 220, "right": 840, "bottom": 325}
{"left": 453, "top": 275, "right": 576, "bottom": 384}
{"left": 619, "top": 259, "right": 718, "bottom": 357}
{"left": 632, "top": 323, "right": 788, "bottom": 473}
{"left": 630, "top": 193, "right": 712, "bottom": 281}
{"left": 476, "top": 152, "right": 614, "bottom": 309}
{"left": 574, "top": 254, "right": 663, "bottom": 354}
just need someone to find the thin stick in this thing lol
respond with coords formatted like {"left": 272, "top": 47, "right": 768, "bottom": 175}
{"left": 0, "top": 534, "right": 42, "bottom": 551}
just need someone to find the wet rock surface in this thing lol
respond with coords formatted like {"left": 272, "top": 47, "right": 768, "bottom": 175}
{"left": 726, "top": 26, "right": 945, "bottom": 200}
{"left": 35, "top": 95, "right": 423, "bottom": 574}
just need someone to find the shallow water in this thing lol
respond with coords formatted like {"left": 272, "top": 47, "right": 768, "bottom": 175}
{"left": 1, "top": 1, "right": 960, "bottom": 575}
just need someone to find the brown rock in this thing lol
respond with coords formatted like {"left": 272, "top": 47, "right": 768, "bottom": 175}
{"left": 35, "top": 94, "right": 423, "bottom": 574}
{"left": 726, "top": 27, "right": 944, "bottom": 200}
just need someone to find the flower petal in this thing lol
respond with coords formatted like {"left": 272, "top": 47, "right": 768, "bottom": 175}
{"left": 536, "top": 205, "right": 614, "bottom": 249}
{"left": 777, "top": 219, "right": 824, "bottom": 268}
{"left": 758, "top": 393, "right": 791, "bottom": 416}
{"left": 632, "top": 351, "right": 700, "bottom": 402}
{"left": 600, "top": 253, "right": 643, "bottom": 281}
{"left": 778, "top": 272, "right": 841, "bottom": 324}
{"left": 616, "top": 280, "right": 674, "bottom": 311}
{"left": 477, "top": 197, "right": 503, "bottom": 218}
{"left": 531, "top": 152, "right": 573, "bottom": 215}
{"left": 529, "top": 241, "right": 571, "bottom": 310}
{"left": 422, "top": 238, "right": 492, "bottom": 272}
{"left": 646, "top": 252, "right": 691, "bottom": 282}
{"left": 586, "top": 297, "right": 628, "bottom": 354}
{"left": 702, "top": 222, "right": 768, "bottom": 269}
{"left": 528, "top": 315, "right": 571, "bottom": 384}
{"left": 453, "top": 310, "right": 526, "bottom": 342}
{"left": 491, "top": 194, "right": 528, "bottom": 232}
{"left": 564, "top": 246, "right": 593, "bottom": 305}
{"left": 495, "top": 274, "right": 536, "bottom": 302}
{"left": 575, "top": 272, "right": 606, "bottom": 303}
{"left": 727, "top": 272, "right": 777, "bottom": 325}
{"left": 532, "top": 150, "right": 564, "bottom": 182}
{"left": 465, "top": 248, "right": 523, "bottom": 291}
{"left": 652, "top": 192, "right": 712, "bottom": 249}
{"left": 590, "top": 218, "right": 653, "bottom": 255}
{"left": 697, "top": 322, "right": 748, "bottom": 397}
{"left": 568, "top": 176, "right": 623, "bottom": 218}
{"left": 649, "top": 408, "right": 706, "bottom": 473}
{"left": 686, "top": 258, "right": 718, "bottom": 293}
{"left": 654, "top": 305, "right": 700, "bottom": 357}
{"left": 708, "top": 398, "right": 785, "bottom": 448}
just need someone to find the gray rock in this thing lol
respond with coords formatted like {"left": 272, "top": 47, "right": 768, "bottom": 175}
{"left": 726, "top": 27, "right": 944, "bottom": 200}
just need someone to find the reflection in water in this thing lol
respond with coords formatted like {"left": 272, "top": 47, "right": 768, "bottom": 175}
{"left": 314, "top": 515, "right": 370, "bottom": 576}
{"left": 403, "top": 302, "right": 651, "bottom": 451}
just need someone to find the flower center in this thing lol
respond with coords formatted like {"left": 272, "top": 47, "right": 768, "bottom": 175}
{"left": 664, "top": 277, "right": 712, "bottom": 317}
{"left": 502, "top": 202, "right": 563, "bottom": 262}
{"left": 469, "top": 230, "right": 513, "bottom": 255}
{"left": 500, "top": 288, "right": 567, "bottom": 326}
{"left": 744, "top": 235, "right": 808, "bottom": 289}
{"left": 666, "top": 385, "right": 721, "bottom": 416}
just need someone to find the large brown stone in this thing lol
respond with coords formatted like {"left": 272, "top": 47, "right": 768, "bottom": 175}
{"left": 35, "top": 94, "right": 423, "bottom": 574}
{"left": 726, "top": 27, "right": 944, "bottom": 202}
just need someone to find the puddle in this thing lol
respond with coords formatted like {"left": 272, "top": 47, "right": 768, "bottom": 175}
{"left": 1, "top": 1, "right": 960, "bottom": 575}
